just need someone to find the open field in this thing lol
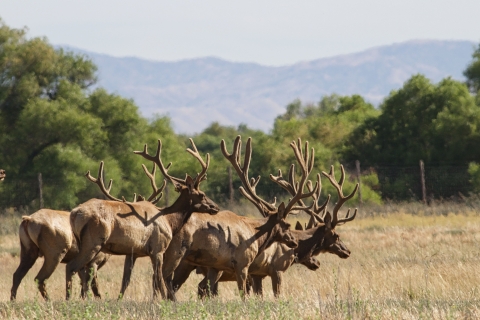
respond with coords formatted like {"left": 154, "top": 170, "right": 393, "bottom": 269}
{"left": 0, "top": 202, "right": 480, "bottom": 319}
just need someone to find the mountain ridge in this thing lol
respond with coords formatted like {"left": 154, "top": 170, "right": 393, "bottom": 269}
{"left": 61, "top": 39, "right": 476, "bottom": 134}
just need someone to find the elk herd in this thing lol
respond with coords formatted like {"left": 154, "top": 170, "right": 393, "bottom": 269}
{"left": 6, "top": 135, "right": 358, "bottom": 301}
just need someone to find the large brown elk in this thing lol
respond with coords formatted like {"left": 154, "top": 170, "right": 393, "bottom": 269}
{"left": 65, "top": 139, "right": 219, "bottom": 300}
{"left": 10, "top": 158, "right": 164, "bottom": 301}
{"left": 194, "top": 165, "right": 358, "bottom": 298}
{"left": 10, "top": 209, "right": 110, "bottom": 301}
{"left": 0, "top": 169, "right": 5, "bottom": 181}
{"left": 162, "top": 136, "right": 319, "bottom": 300}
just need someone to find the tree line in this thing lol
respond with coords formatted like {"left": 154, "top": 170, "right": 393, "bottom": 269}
{"left": 1, "top": 19, "right": 480, "bottom": 210}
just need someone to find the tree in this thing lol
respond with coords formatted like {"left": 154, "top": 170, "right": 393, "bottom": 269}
{"left": 464, "top": 43, "right": 480, "bottom": 94}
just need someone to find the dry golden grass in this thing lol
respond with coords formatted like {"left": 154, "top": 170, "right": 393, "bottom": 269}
{"left": 0, "top": 204, "right": 480, "bottom": 319}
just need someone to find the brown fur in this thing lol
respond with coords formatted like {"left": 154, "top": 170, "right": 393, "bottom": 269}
{"left": 0, "top": 169, "right": 5, "bottom": 181}
{"left": 164, "top": 209, "right": 298, "bottom": 299}
{"left": 10, "top": 209, "right": 110, "bottom": 301}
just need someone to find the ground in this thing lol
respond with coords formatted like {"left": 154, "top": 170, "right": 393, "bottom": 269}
{"left": 0, "top": 202, "right": 479, "bottom": 319}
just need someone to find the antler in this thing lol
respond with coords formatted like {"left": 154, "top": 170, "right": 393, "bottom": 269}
{"left": 186, "top": 138, "right": 210, "bottom": 188}
{"left": 134, "top": 139, "right": 210, "bottom": 191}
{"left": 138, "top": 163, "right": 166, "bottom": 204}
{"left": 85, "top": 161, "right": 124, "bottom": 202}
{"left": 134, "top": 140, "right": 185, "bottom": 190}
{"left": 321, "top": 165, "right": 359, "bottom": 227}
{"left": 221, "top": 136, "right": 277, "bottom": 217}
{"left": 268, "top": 139, "right": 320, "bottom": 219}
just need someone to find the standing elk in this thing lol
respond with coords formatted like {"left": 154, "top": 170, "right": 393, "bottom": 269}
{"left": 10, "top": 209, "right": 110, "bottom": 301}
{"left": 198, "top": 165, "right": 358, "bottom": 297}
{"left": 10, "top": 157, "right": 168, "bottom": 301}
{"left": 162, "top": 136, "right": 319, "bottom": 300}
{"left": 65, "top": 139, "right": 219, "bottom": 300}
{"left": 0, "top": 169, "right": 5, "bottom": 181}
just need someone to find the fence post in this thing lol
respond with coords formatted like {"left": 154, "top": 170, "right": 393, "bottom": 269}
{"left": 38, "top": 173, "right": 44, "bottom": 209}
{"left": 228, "top": 166, "right": 234, "bottom": 205}
{"left": 419, "top": 160, "right": 427, "bottom": 204}
{"left": 355, "top": 160, "right": 363, "bottom": 204}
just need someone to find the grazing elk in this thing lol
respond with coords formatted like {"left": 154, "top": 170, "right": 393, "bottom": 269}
{"left": 163, "top": 136, "right": 318, "bottom": 299}
{"left": 194, "top": 165, "right": 358, "bottom": 298}
{"left": 10, "top": 209, "right": 110, "bottom": 301}
{"left": 65, "top": 139, "right": 219, "bottom": 300}
{"left": 0, "top": 169, "right": 5, "bottom": 181}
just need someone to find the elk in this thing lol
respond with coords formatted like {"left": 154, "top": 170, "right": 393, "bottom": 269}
{"left": 162, "top": 136, "right": 318, "bottom": 299}
{"left": 10, "top": 209, "right": 110, "bottom": 301}
{"left": 65, "top": 139, "right": 219, "bottom": 300}
{"left": 190, "top": 165, "right": 359, "bottom": 298}
{"left": 0, "top": 169, "right": 5, "bottom": 181}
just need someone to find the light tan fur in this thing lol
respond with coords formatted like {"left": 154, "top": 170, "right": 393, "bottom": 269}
{"left": 10, "top": 209, "right": 110, "bottom": 301}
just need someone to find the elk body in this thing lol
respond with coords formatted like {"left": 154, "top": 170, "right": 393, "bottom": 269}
{"left": 186, "top": 165, "right": 359, "bottom": 298}
{"left": 65, "top": 139, "right": 219, "bottom": 300}
{"left": 161, "top": 136, "right": 321, "bottom": 299}
{"left": 10, "top": 209, "right": 110, "bottom": 301}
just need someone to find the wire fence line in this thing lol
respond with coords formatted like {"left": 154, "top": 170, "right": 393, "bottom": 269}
{"left": 0, "top": 162, "right": 473, "bottom": 211}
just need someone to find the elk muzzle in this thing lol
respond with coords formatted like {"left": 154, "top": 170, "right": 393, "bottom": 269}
{"left": 301, "top": 257, "right": 321, "bottom": 270}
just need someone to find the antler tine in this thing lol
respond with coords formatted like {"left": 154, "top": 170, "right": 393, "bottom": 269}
{"left": 221, "top": 136, "right": 277, "bottom": 217}
{"left": 85, "top": 161, "right": 123, "bottom": 202}
{"left": 140, "top": 164, "right": 166, "bottom": 204}
{"left": 322, "top": 164, "right": 359, "bottom": 227}
{"left": 281, "top": 139, "right": 317, "bottom": 218}
{"left": 134, "top": 140, "right": 185, "bottom": 187}
{"left": 337, "top": 208, "right": 358, "bottom": 225}
{"left": 186, "top": 138, "right": 210, "bottom": 188}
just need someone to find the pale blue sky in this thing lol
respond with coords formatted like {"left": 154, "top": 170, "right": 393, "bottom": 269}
{"left": 1, "top": 0, "right": 479, "bottom": 66}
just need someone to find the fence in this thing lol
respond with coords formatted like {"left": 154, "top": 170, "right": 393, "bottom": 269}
{"left": 0, "top": 161, "right": 474, "bottom": 210}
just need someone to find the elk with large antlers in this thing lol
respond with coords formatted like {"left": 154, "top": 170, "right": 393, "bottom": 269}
{"left": 183, "top": 164, "right": 358, "bottom": 298}
{"left": 160, "top": 136, "right": 320, "bottom": 299}
{"left": 10, "top": 209, "right": 110, "bottom": 301}
{"left": 65, "top": 139, "right": 219, "bottom": 300}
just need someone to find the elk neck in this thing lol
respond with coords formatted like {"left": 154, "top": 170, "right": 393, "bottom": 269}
{"left": 251, "top": 215, "right": 281, "bottom": 254}
{"left": 292, "top": 225, "right": 326, "bottom": 263}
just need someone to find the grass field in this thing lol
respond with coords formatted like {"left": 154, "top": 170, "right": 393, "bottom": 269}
{"left": 0, "top": 201, "right": 480, "bottom": 319}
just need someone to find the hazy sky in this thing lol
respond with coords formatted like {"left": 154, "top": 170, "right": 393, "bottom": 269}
{"left": 1, "top": 1, "right": 479, "bottom": 66}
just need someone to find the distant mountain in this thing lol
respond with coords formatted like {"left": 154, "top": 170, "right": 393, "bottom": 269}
{"left": 62, "top": 40, "right": 476, "bottom": 134}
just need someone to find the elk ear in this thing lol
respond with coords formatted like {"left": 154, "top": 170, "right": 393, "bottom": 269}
{"left": 295, "top": 221, "right": 304, "bottom": 230}
{"left": 185, "top": 175, "right": 195, "bottom": 193}
{"left": 324, "top": 211, "right": 333, "bottom": 230}
{"left": 277, "top": 202, "right": 286, "bottom": 221}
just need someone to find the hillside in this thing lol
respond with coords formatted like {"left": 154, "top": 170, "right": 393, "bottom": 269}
{"left": 65, "top": 40, "right": 475, "bottom": 134}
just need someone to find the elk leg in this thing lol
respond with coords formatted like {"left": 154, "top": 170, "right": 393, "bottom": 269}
{"left": 251, "top": 275, "right": 264, "bottom": 296}
{"left": 235, "top": 267, "right": 249, "bottom": 299}
{"left": 35, "top": 251, "right": 66, "bottom": 300}
{"left": 150, "top": 253, "right": 168, "bottom": 300}
{"left": 271, "top": 271, "right": 282, "bottom": 298}
{"left": 119, "top": 254, "right": 137, "bottom": 299}
{"left": 79, "top": 263, "right": 100, "bottom": 299}
{"left": 65, "top": 222, "right": 106, "bottom": 300}
{"left": 10, "top": 242, "right": 39, "bottom": 301}
{"left": 170, "top": 260, "right": 196, "bottom": 294}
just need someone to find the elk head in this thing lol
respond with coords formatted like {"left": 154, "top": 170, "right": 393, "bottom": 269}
{"left": 310, "top": 165, "right": 358, "bottom": 259}
{"left": 134, "top": 138, "right": 219, "bottom": 215}
{"left": 0, "top": 169, "right": 5, "bottom": 181}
